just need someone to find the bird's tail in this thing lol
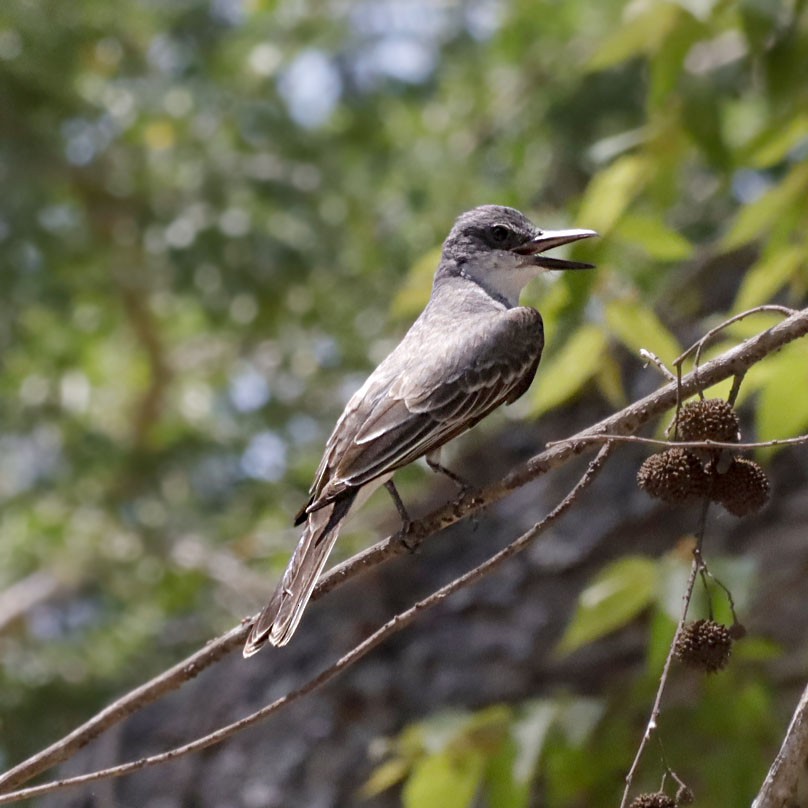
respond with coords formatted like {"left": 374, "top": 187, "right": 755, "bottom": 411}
{"left": 243, "top": 492, "right": 356, "bottom": 656}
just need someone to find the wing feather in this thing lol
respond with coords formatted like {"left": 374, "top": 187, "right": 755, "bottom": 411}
{"left": 303, "top": 305, "right": 543, "bottom": 514}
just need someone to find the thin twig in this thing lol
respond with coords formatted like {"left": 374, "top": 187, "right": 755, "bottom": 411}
{"left": 2, "top": 307, "right": 807, "bottom": 795}
{"left": 727, "top": 372, "right": 745, "bottom": 407}
{"left": 547, "top": 433, "right": 808, "bottom": 451}
{"left": 620, "top": 500, "right": 710, "bottom": 808}
{"left": 0, "top": 444, "right": 614, "bottom": 806}
{"left": 640, "top": 349, "right": 677, "bottom": 381}
{"left": 674, "top": 305, "right": 796, "bottom": 369}
{"left": 700, "top": 566, "right": 740, "bottom": 626}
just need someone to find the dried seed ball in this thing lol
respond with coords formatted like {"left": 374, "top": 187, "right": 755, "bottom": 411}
{"left": 628, "top": 793, "right": 677, "bottom": 808}
{"left": 730, "top": 622, "right": 747, "bottom": 640}
{"left": 676, "top": 784, "right": 695, "bottom": 805}
{"left": 674, "top": 619, "right": 733, "bottom": 673}
{"left": 677, "top": 398, "right": 740, "bottom": 443}
{"left": 712, "top": 457, "right": 770, "bottom": 517}
{"left": 636, "top": 448, "right": 710, "bottom": 504}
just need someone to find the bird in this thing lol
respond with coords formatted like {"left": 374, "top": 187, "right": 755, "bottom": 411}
{"left": 243, "top": 205, "right": 597, "bottom": 656}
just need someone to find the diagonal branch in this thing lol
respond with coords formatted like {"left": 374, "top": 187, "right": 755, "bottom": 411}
{"left": 1, "top": 307, "right": 806, "bottom": 794}
{"left": 752, "top": 682, "right": 808, "bottom": 808}
{"left": 0, "top": 445, "right": 614, "bottom": 805}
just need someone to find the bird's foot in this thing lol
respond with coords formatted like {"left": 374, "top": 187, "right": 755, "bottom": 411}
{"left": 426, "top": 458, "right": 474, "bottom": 496}
{"left": 384, "top": 480, "right": 417, "bottom": 542}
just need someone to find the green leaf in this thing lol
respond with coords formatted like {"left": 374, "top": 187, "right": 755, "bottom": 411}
{"left": 595, "top": 351, "right": 628, "bottom": 409}
{"left": 577, "top": 155, "right": 651, "bottom": 234}
{"left": 605, "top": 298, "right": 682, "bottom": 366}
{"left": 484, "top": 736, "right": 531, "bottom": 808}
{"left": 615, "top": 213, "right": 694, "bottom": 261}
{"left": 732, "top": 244, "right": 806, "bottom": 312}
{"left": 512, "top": 701, "right": 557, "bottom": 784}
{"left": 557, "top": 556, "right": 659, "bottom": 655}
{"left": 745, "top": 112, "right": 808, "bottom": 168}
{"left": 529, "top": 324, "right": 607, "bottom": 417}
{"left": 361, "top": 758, "right": 411, "bottom": 798}
{"left": 740, "top": 0, "right": 785, "bottom": 53}
{"left": 649, "top": 13, "right": 704, "bottom": 108}
{"left": 682, "top": 77, "right": 730, "bottom": 169}
{"left": 587, "top": 3, "right": 680, "bottom": 70}
{"left": 756, "top": 342, "right": 808, "bottom": 452}
{"left": 403, "top": 750, "right": 486, "bottom": 808}
{"left": 721, "top": 162, "right": 808, "bottom": 251}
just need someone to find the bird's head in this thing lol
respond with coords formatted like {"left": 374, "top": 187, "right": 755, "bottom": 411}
{"left": 439, "top": 205, "right": 597, "bottom": 306}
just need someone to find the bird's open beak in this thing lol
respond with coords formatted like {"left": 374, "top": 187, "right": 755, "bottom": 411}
{"left": 513, "top": 228, "right": 598, "bottom": 270}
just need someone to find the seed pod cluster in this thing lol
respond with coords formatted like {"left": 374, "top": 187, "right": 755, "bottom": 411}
{"left": 628, "top": 793, "right": 677, "bottom": 808}
{"left": 636, "top": 399, "right": 770, "bottom": 517}
{"left": 637, "top": 448, "right": 710, "bottom": 504}
{"left": 676, "top": 398, "right": 740, "bottom": 443}
{"left": 674, "top": 618, "right": 733, "bottom": 673}
{"left": 712, "top": 457, "right": 771, "bottom": 516}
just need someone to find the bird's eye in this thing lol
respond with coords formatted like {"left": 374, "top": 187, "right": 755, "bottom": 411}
{"left": 490, "top": 225, "right": 510, "bottom": 243}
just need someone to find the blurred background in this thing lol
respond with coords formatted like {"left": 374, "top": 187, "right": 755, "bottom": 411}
{"left": 1, "top": 0, "right": 807, "bottom": 805}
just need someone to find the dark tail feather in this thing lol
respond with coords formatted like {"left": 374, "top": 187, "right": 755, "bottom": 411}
{"left": 243, "top": 492, "right": 356, "bottom": 656}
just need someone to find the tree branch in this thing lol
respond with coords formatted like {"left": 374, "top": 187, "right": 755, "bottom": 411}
{"left": 752, "top": 682, "right": 808, "bottom": 808}
{"left": 1, "top": 307, "right": 807, "bottom": 794}
{"left": 620, "top": 501, "right": 709, "bottom": 807}
{"left": 0, "top": 444, "right": 614, "bottom": 805}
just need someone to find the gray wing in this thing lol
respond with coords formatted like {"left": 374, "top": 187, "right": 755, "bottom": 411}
{"left": 299, "top": 305, "right": 543, "bottom": 518}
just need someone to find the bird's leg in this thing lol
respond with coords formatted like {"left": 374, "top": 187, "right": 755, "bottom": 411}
{"left": 425, "top": 453, "right": 471, "bottom": 494}
{"left": 384, "top": 480, "right": 411, "bottom": 527}
{"left": 384, "top": 480, "right": 420, "bottom": 552}
{"left": 426, "top": 451, "right": 483, "bottom": 531}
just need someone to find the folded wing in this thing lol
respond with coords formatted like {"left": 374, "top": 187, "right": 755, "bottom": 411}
{"left": 302, "top": 306, "right": 543, "bottom": 516}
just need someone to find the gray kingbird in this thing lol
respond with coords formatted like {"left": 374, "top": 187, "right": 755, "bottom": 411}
{"left": 244, "top": 205, "right": 597, "bottom": 656}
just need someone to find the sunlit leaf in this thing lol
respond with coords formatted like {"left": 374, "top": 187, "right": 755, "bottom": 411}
{"left": 616, "top": 213, "right": 694, "bottom": 261}
{"left": 557, "top": 556, "right": 659, "bottom": 655}
{"left": 740, "top": 0, "right": 786, "bottom": 53}
{"left": 587, "top": 3, "right": 680, "bottom": 70}
{"left": 745, "top": 112, "right": 808, "bottom": 168}
{"left": 484, "top": 735, "right": 530, "bottom": 808}
{"left": 361, "top": 758, "right": 411, "bottom": 798}
{"left": 732, "top": 244, "right": 806, "bottom": 312}
{"left": 577, "top": 155, "right": 651, "bottom": 234}
{"left": 605, "top": 298, "right": 682, "bottom": 366}
{"left": 595, "top": 350, "right": 627, "bottom": 409}
{"left": 648, "top": 13, "right": 704, "bottom": 108}
{"left": 721, "top": 162, "right": 808, "bottom": 251}
{"left": 682, "top": 77, "right": 730, "bottom": 169}
{"left": 756, "top": 343, "right": 808, "bottom": 452}
{"left": 529, "top": 324, "right": 607, "bottom": 417}
{"left": 403, "top": 750, "right": 486, "bottom": 808}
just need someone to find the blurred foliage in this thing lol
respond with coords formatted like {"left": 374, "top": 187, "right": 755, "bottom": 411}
{"left": 0, "top": 0, "right": 807, "bottom": 802}
{"left": 368, "top": 549, "right": 779, "bottom": 807}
